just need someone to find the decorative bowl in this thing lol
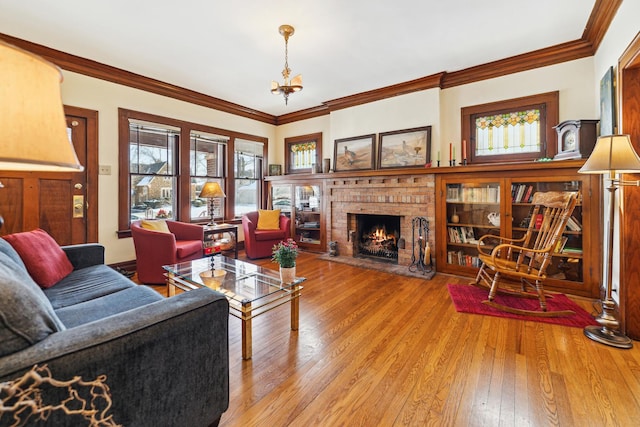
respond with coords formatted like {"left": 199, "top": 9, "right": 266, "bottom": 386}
{"left": 199, "top": 269, "right": 227, "bottom": 290}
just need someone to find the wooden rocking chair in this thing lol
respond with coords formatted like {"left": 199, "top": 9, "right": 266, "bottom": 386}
{"left": 473, "top": 191, "right": 580, "bottom": 317}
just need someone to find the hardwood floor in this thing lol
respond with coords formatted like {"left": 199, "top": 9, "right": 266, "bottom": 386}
{"left": 149, "top": 252, "right": 640, "bottom": 426}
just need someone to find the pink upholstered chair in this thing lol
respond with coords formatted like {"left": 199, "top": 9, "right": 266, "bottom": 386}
{"left": 242, "top": 211, "right": 291, "bottom": 259}
{"left": 131, "top": 220, "right": 204, "bottom": 284}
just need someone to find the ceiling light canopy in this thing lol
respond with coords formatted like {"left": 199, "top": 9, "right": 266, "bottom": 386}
{"left": 271, "top": 24, "right": 302, "bottom": 105}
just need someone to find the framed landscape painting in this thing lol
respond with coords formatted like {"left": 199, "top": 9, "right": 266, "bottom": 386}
{"left": 378, "top": 126, "right": 431, "bottom": 169}
{"left": 333, "top": 134, "right": 376, "bottom": 172}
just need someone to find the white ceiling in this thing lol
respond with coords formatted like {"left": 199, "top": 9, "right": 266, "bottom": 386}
{"left": 0, "top": 0, "right": 596, "bottom": 117}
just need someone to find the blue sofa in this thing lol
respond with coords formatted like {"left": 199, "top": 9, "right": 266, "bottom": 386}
{"left": 0, "top": 238, "right": 229, "bottom": 426}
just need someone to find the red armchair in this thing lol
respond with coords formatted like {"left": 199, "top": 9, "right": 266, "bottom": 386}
{"left": 242, "top": 211, "right": 291, "bottom": 259}
{"left": 131, "top": 220, "right": 204, "bottom": 284}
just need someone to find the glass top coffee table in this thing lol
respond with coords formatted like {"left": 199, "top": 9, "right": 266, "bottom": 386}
{"left": 163, "top": 255, "right": 304, "bottom": 360}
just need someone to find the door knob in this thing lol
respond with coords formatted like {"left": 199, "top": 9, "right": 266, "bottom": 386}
{"left": 74, "top": 183, "right": 83, "bottom": 190}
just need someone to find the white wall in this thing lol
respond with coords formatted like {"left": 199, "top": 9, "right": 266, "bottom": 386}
{"left": 60, "top": 71, "right": 276, "bottom": 264}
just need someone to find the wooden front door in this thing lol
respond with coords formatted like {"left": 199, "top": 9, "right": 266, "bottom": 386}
{"left": 0, "top": 105, "right": 98, "bottom": 244}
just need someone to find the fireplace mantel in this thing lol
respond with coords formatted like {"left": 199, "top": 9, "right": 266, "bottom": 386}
{"left": 264, "top": 159, "right": 586, "bottom": 183}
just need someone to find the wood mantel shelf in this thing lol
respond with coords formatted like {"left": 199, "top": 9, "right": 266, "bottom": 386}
{"left": 265, "top": 159, "right": 587, "bottom": 181}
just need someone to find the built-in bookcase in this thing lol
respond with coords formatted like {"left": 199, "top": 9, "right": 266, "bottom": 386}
{"left": 436, "top": 166, "right": 601, "bottom": 298}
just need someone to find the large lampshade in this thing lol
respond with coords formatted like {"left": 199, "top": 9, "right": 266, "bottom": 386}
{"left": 199, "top": 182, "right": 226, "bottom": 198}
{"left": 578, "top": 134, "right": 640, "bottom": 174}
{"left": 0, "top": 40, "right": 83, "bottom": 171}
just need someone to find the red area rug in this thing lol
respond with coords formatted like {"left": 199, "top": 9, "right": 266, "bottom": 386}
{"left": 447, "top": 284, "right": 598, "bottom": 328}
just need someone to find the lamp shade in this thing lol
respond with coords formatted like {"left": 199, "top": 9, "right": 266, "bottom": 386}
{"left": 0, "top": 40, "right": 83, "bottom": 171}
{"left": 199, "top": 182, "right": 226, "bottom": 198}
{"left": 578, "top": 134, "right": 640, "bottom": 174}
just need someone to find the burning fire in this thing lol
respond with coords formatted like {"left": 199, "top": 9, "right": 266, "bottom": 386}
{"left": 369, "top": 227, "right": 395, "bottom": 244}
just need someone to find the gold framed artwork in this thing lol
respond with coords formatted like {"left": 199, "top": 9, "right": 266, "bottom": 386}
{"left": 377, "top": 126, "right": 431, "bottom": 169}
{"left": 333, "top": 134, "right": 376, "bottom": 172}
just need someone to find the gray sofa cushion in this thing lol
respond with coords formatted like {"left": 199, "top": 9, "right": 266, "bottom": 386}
{"left": 44, "top": 264, "right": 136, "bottom": 310}
{"left": 0, "top": 253, "right": 66, "bottom": 357}
{"left": 55, "top": 285, "right": 164, "bottom": 328}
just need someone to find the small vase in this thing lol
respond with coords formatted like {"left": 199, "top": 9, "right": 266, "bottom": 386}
{"left": 451, "top": 208, "right": 460, "bottom": 224}
{"left": 279, "top": 265, "right": 296, "bottom": 284}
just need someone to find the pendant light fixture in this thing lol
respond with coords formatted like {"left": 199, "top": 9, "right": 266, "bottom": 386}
{"left": 271, "top": 24, "right": 303, "bottom": 105}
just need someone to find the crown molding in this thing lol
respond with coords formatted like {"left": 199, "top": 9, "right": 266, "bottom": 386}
{"left": 582, "top": 0, "right": 623, "bottom": 52}
{"left": 276, "top": 73, "right": 445, "bottom": 125}
{"left": 440, "top": 39, "right": 594, "bottom": 89}
{"left": 0, "top": 33, "right": 277, "bottom": 125}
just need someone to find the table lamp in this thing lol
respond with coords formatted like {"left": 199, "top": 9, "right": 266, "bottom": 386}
{"left": 199, "top": 181, "right": 226, "bottom": 226}
{"left": 578, "top": 134, "right": 640, "bottom": 349}
{"left": 0, "top": 40, "right": 84, "bottom": 230}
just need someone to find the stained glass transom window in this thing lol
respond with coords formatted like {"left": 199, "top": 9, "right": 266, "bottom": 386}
{"left": 475, "top": 110, "right": 541, "bottom": 157}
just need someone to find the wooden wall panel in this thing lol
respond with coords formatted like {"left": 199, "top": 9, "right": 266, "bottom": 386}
{"left": 0, "top": 177, "right": 24, "bottom": 235}
{"left": 620, "top": 65, "right": 640, "bottom": 339}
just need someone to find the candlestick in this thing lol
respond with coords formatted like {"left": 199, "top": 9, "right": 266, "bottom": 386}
{"left": 453, "top": 146, "right": 456, "bottom": 160}
{"left": 463, "top": 139, "right": 467, "bottom": 160}
{"left": 437, "top": 151, "right": 440, "bottom": 162}
{"left": 449, "top": 143, "right": 452, "bottom": 160}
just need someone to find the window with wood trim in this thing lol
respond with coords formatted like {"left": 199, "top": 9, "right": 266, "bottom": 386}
{"left": 128, "top": 120, "right": 179, "bottom": 221}
{"left": 284, "top": 132, "right": 322, "bottom": 174}
{"left": 117, "top": 108, "right": 267, "bottom": 236}
{"left": 462, "top": 92, "right": 559, "bottom": 164}
{"left": 190, "top": 131, "right": 228, "bottom": 222}
{"left": 234, "top": 139, "right": 264, "bottom": 218}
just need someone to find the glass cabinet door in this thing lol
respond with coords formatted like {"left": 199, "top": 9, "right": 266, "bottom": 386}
{"left": 294, "top": 184, "right": 322, "bottom": 247}
{"left": 445, "top": 181, "right": 501, "bottom": 269}
{"left": 510, "top": 179, "right": 583, "bottom": 283}
{"left": 270, "top": 184, "right": 292, "bottom": 217}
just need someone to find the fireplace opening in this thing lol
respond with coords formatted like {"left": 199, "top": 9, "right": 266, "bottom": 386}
{"left": 355, "top": 214, "right": 400, "bottom": 263}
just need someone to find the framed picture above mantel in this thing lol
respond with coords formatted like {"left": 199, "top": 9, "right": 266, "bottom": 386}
{"left": 377, "top": 126, "right": 431, "bottom": 169}
{"left": 284, "top": 132, "right": 322, "bottom": 175}
{"left": 333, "top": 134, "right": 376, "bottom": 172}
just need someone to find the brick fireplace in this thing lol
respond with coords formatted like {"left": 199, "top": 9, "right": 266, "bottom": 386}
{"left": 326, "top": 174, "right": 436, "bottom": 268}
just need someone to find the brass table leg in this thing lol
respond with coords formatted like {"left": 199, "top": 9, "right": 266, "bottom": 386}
{"left": 291, "top": 284, "right": 300, "bottom": 331}
{"left": 242, "top": 301, "right": 252, "bottom": 360}
{"left": 167, "top": 272, "right": 176, "bottom": 297}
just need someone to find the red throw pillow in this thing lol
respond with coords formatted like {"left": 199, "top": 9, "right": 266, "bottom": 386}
{"left": 3, "top": 229, "right": 74, "bottom": 288}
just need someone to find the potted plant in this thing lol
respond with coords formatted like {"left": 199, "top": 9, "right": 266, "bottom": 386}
{"left": 272, "top": 238, "right": 298, "bottom": 284}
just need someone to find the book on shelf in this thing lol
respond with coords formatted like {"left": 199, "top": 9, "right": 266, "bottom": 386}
{"left": 460, "top": 186, "right": 499, "bottom": 203}
{"left": 534, "top": 213, "right": 544, "bottom": 229}
{"left": 448, "top": 226, "right": 478, "bottom": 245}
{"left": 554, "top": 236, "right": 568, "bottom": 254}
{"left": 561, "top": 246, "right": 583, "bottom": 255}
{"left": 446, "top": 250, "right": 482, "bottom": 267}
{"left": 523, "top": 186, "right": 534, "bottom": 203}
{"left": 446, "top": 185, "right": 461, "bottom": 202}
{"left": 511, "top": 184, "right": 534, "bottom": 203}
{"left": 566, "top": 216, "right": 582, "bottom": 231}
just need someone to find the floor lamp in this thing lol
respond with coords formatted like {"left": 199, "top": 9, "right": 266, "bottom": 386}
{"left": 199, "top": 182, "right": 226, "bottom": 226}
{"left": 578, "top": 134, "right": 640, "bottom": 349}
{"left": 0, "top": 40, "right": 84, "bottom": 230}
